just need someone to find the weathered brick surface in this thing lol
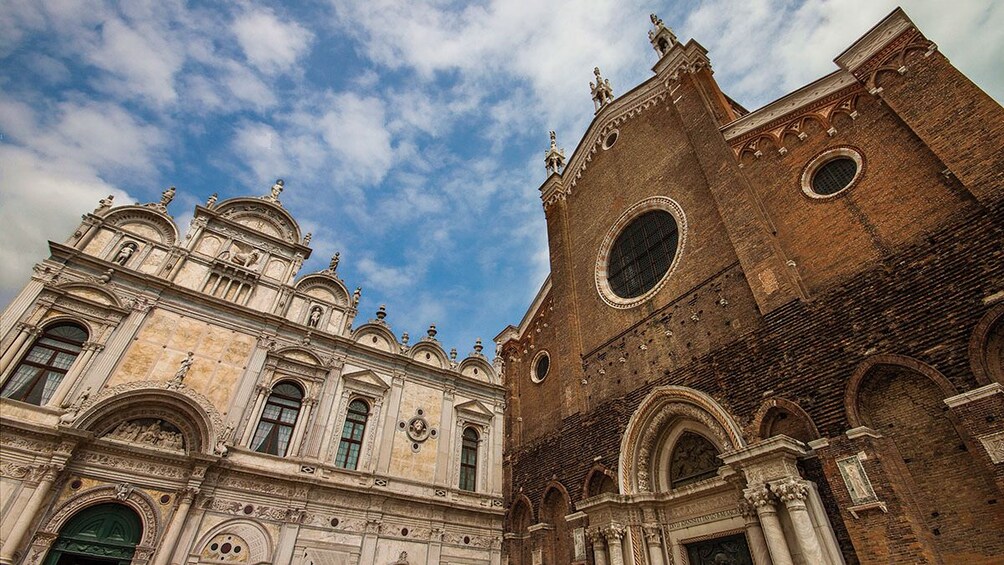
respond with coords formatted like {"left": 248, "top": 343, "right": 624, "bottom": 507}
{"left": 503, "top": 26, "right": 1004, "bottom": 562}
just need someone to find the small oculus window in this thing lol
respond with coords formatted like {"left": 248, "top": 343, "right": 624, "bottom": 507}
{"left": 801, "top": 147, "right": 864, "bottom": 199}
{"left": 602, "top": 129, "right": 619, "bottom": 150}
{"left": 531, "top": 351, "right": 550, "bottom": 383}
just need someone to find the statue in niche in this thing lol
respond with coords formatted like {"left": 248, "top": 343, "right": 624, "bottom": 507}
{"left": 113, "top": 242, "right": 138, "bottom": 265}
{"left": 308, "top": 306, "right": 323, "bottom": 328}
{"left": 222, "top": 241, "right": 260, "bottom": 269}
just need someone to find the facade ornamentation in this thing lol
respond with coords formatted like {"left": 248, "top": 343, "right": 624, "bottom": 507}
{"left": 167, "top": 352, "right": 195, "bottom": 389}
{"left": 105, "top": 420, "right": 185, "bottom": 451}
{"left": 544, "top": 131, "right": 566, "bottom": 175}
{"left": 590, "top": 67, "right": 614, "bottom": 112}
{"left": 262, "top": 178, "right": 284, "bottom": 204}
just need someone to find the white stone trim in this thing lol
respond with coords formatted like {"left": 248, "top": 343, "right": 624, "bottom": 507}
{"left": 595, "top": 197, "right": 687, "bottom": 310}
{"left": 800, "top": 147, "right": 864, "bottom": 199}
{"left": 943, "top": 383, "right": 1003, "bottom": 407}
{"left": 844, "top": 426, "right": 882, "bottom": 440}
{"left": 530, "top": 350, "right": 550, "bottom": 384}
{"left": 834, "top": 8, "right": 914, "bottom": 72}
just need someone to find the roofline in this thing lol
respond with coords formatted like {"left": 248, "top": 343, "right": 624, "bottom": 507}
{"left": 494, "top": 275, "right": 551, "bottom": 345}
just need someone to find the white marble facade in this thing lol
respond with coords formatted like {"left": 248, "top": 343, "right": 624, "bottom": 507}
{"left": 0, "top": 184, "right": 504, "bottom": 565}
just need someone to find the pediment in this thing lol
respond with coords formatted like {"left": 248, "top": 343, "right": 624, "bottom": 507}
{"left": 342, "top": 369, "right": 390, "bottom": 393}
{"left": 455, "top": 399, "right": 493, "bottom": 418}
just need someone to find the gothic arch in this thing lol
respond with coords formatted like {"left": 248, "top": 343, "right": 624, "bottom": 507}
{"left": 844, "top": 354, "right": 958, "bottom": 428}
{"left": 751, "top": 397, "right": 820, "bottom": 443}
{"left": 29, "top": 484, "right": 160, "bottom": 564}
{"left": 192, "top": 518, "right": 273, "bottom": 564}
{"left": 538, "top": 482, "right": 573, "bottom": 565}
{"left": 76, "top": 383, "right": 224, "bottom": 454}
{"left": 581, "top": 464, "right": 618, "bottom": 499}
{"left": 619, "top": 386, "right": 744, "bottom": 494}
{"left": 968, "top": 303, "right": 1004, "bottom": 386}
{"left": 509, "top": 493, "right": 535, "bottom": 527}
{"left": 538, "top": 480, "right": 572, "bottom": 519}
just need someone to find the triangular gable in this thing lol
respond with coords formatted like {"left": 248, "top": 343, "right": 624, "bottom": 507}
{"left": 455, "top": 399, "right": 493, "bottom": 418}
{"left": 342, "top": 369, "right": 390, "bottom": 393}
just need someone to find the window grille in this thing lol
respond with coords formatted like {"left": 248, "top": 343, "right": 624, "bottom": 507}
{"left": 607, "top": 210, "right": 679, "bottom": 299}
{"left": 1, "top": 323, "right": 87, "bottom": 406}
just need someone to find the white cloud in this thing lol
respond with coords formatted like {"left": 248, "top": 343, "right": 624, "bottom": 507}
{"left": 86, "top": 17, "right": 185, "bottom": 106}
{"left": 233, "top": 9, "right": 314, "bottom": 74}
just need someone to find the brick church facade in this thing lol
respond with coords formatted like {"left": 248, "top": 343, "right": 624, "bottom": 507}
{"left": 495, "top": 8, "right": 1004, "bottom": 565}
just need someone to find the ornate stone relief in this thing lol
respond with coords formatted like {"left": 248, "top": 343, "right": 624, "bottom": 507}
{"left": 836, "top": 454, "right": 878, "bottom": 503}
{"left": 104, "top": 419, "right": 185, "bottom": 451}
{"left": 398, "top": 408, "right": 438, "bottom": 452}
{"left": 978, "top": 431, "right": 1004, "bottom": 464}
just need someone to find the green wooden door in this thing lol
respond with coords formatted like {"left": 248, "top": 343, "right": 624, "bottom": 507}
{"left": 44, "top": 503, "right": 142, "bottom": 565}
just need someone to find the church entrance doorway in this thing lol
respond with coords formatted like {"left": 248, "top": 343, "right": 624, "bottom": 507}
{"left": 44, "top": 503, "right": 142, "bottom": 565}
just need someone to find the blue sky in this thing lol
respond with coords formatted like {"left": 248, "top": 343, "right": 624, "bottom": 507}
{"left": 1, "top": 0, "right": 1001, "bottom": 357}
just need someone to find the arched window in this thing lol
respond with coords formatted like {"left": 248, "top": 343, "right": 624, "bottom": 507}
{"left": 459, "top": 426, "right": 479, "bottom": 491}
{"left": 335, "top": 399, "right": 369, "bottom": 470}
{"left": 250, "top": 382, "right": 302, "bottom": 456}
{"left": 669, "top": 431, "right": 721, "bottom": 488}
{"left": 1, "top": 322, "right": 88, "bottom": 405}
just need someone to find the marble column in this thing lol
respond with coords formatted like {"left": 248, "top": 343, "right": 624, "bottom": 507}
{"left": 587, "top": 528, "right": 608, "bottom": 565}
{"left": 288, "top": 396, "right": 316, "bottom": 456}
{"left": 771, "top": 478, "right": 826, "bottom": 565}
{"left": 240, "top": 385, "right": 270, "bottom": 445}
{"left": 738, "top": 500, "right": 773, "bottom": 565}
{"left": 643, "top": 526, "right": 666, "bottom": 565}
{"left": 377, "top": 374, "right": 406, "bottom": 474}
{"left": 0, "top": 324, "right": 37, "bottom": 375}
{"left": 604, "top": 525, "right": 625, "bottom": 565}
{"left": 0, "top": 465, "right": 59, "bottom": 563}
{"left": 433, "top": 386, "right": 456, "bottom": 485}
{"left": 47, "top": 342, "right": 101, "bottom": 407}
{"left": 0, "top": 278, "right": 43, "bottom": 338}
{"left": 150, "top": 488, "right": 197, "bottom": 565}
{"left": 744, "top": 484, "right": 793, "bottom": 565}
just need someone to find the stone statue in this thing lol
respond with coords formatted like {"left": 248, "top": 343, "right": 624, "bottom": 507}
{"left": 308, "top": 306, "right": 322, "bottom": 328}
{"left": 159, "top": 186, "right": 176, "bottom": 207}
{"left": 115, "top": 483, "right": 132, "bottom": 500}
{"left": 113, "top": 242, "right": 137, "bottom": 265}
{"left": 96, "top": 195, "right": 114, "bottom": 213}
{"left": 264, "top": 178, "right": 284, "bottom": 202}
{"left": 328, "top": 252, "right": 340, "bottom": 272}
{"left": 59, "top": 387, "right": 91, "bottom": 425}
{"left": 392, "top": 551, "right": 409, "bottom": 565}
{"left": 206, "top": 193, "right": 218, "bottom": 208}
{"left": 168, "top": 352, "right": 194, "bottom": 389}
{"left": 590, "top": 67, "right": 614, "bottom": 111}
{"left": 352, "top": 287, "right": 361, "bottom": 307}
{"left": 303, "top": 232, "right": 312, "bottom": 245}
{"left": 215, "top": 423, "right": 234, "bottom": 456}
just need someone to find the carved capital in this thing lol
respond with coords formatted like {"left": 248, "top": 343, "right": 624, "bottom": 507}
{"left": 743, "top": 483, "right": 776, "bottom": 510}
{"left": 602, "top": 524, "right": 625, "bottom": 542}
{"left": 642, "top": 525, "right": 662, "bottom": 544}
{"left": 771, "top": 477, "right": 809, "bottom": 505}
{"left": 737, "top": 499, "right": 758, "bottom": 520}
{"left": 586, "top": 527, "right": 605, "bottom": 544}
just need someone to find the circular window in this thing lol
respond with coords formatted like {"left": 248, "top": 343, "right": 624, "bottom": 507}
{"left": 602, "top": 129, "right": 619, "bottom": 150}
{"left": 531, "top": 351, "right": 550, "bottom": 383}
{"left": 596, "top": 197, "right": 686, "bottom": 309}
{"left": 801, "top": 147, "right": 864, "bottom": 199}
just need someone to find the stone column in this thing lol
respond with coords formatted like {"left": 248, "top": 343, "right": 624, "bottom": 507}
{"left": 738, "top": 500, "right": 773, "bottom": 565}
{"left": 240, "top": 385, "right": 271, "bottom": 445}
{"left": 744, "top": 484, "right": 793, "bottom": 565}
{"left": 433, "top": 386, "right": 456, "bottom": 485}
{"left": 643, "top": 526, "right": 666, "bottom": 565}
{"left": 0, "top": 278, "right": 43, "bottom": 338}
{"left": 587, "top": 528, "right": 608, "bottom": 565}
{"left": 604, "top": 525, "right": 625, "bottom": 565}
{"left": 0, "top": 324, "right": 37, "bottom": 375}
{"left": 288, "top": 396, "right": 316, "bottom": 456}
{"left": 771, "top": 478, "right": 826, "bottom": 565}
{"left": 376, "top": 373, "right": 406, "bottom": 474}
{"left": 0, "top": 465, "right": 59, "bottom": 564}
{"left": 150, "top": 488, "right": 197, "bottom": 565}
{"left": 47, "top": 342, "right": 101, "bottom": 407}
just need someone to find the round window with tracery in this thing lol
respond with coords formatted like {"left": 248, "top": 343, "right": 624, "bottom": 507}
{"left": 595, "top": 197, "right": 687, "bottom": 309}
{"left": 801, "top": 147, "right": 864, "bottom": 199}
{"left": 531, "top": 351, "right": 550, "bottom": 383}
{"left": 202, "top": 533, "right": 249, "bottom": 562}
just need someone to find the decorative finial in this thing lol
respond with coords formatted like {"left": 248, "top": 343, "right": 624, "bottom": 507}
{"left": 590, "top": 67, "right": 614, "bottom": 113}
{"left": 474, "top": 338, "right": 483, "bottom": 355}
{"left": 376, "top": 304, "right": 387, "bottom": 320}
{"left": 352, "top": 287, "right": 361, "bottom": 307}
{"left": 427, "top": 324, "right": 437, "bottom": 339}
{"left": 328, "top": 252, "right": 340, "bottom": 272}
{"left": 263, "top": 178, "right": 284, "bottom": 204}
{"left": 96, "top": 195, "right": 114, "bottom": 213}
{"left": 544, "top": 130, "right": 566, "bottom": 175}
{"left": 206, "top": 193, "right": 218, "bottom": 208}
{"left": 648, "top": 13, "right": 678, "bottom": 56}
{"left": 450, "top": 348, "right": 458, "bottom": 362}
{"left": 158, "top": 186, "right": 176, "bottom": 208}
{"left": 303, "top": 232, "right": 312, "bottom": 245}
{"left": 401, "top": 332, "right": 410, "bottom": 345}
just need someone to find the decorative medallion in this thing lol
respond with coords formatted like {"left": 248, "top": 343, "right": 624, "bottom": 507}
{"left": 398, "top": 408, "right": 438, "bottom": 452}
